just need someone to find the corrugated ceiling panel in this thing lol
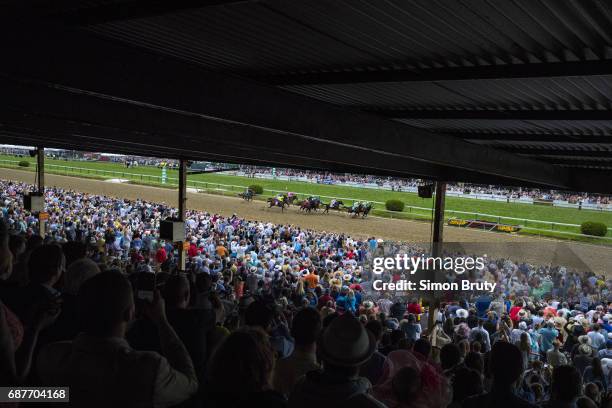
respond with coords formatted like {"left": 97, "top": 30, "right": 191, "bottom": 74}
{"left": 395, "top": 119, "right": 612, "bottom": 136}
{"left": 282, "top": 82, "right": 476, "bottom": 108}
{"left": 89, "top": 0, "right": 612, "bottom": 74}
{"left": 81, "top": 0, "right": 612, "bottom": 170}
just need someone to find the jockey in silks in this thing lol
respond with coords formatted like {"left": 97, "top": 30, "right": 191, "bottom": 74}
{"left": 276, "top": 193, "right": 285, "bottom": 203}
{"left": 352, "top": 201, "right": 361, "bottom": 212}
{"left": 330, "top": 198, "right": 337, "bottom": 208}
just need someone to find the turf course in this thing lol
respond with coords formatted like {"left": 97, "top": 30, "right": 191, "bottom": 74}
{"left": 2, "top": 154, "right": 611, "bottom": 242}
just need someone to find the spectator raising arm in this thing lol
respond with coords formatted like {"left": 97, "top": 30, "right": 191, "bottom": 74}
{"left": 144, "top": 290, "right": 199, "bottom": 407}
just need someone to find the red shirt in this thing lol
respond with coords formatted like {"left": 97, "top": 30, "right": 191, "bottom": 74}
{"left": 155, "top": 247, "right": 167, "bottom": 264}
{"left": 407, "top": 302, "right": 423, "bottom": 315}
{"left": 509, "top": 306, "right": 522, "bottom": 323}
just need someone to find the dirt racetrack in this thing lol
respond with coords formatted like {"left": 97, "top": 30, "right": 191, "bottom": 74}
{"left": 1, "top": 167, "right": 610, "bottom": 275}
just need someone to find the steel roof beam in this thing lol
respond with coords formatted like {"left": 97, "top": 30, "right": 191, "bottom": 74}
{"left": 0, "top": 110, "right": 552, "bottom": 188}
{"left": 536, "top": 157, "right": 612, "bottom": 166}
{"left": 0, "top": 130, "right": 406, "bottom": 178}
{"left": 0, "top": 79, "right": 453, "bottom": 180}
{"left": 507, "top": 148, "right": 612, "bottom": 157}
{"left": 377, "top": 109, "right": 612, "bottom": 120}
{"left": 460, "top": 134, "right": 612, "bottom": 143}
{"left": 262, "top": 60, "right": 612, "bottom": 86}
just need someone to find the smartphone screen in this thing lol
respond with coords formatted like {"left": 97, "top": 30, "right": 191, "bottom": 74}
{"left": 137, "top": 273, "right": 156, "bottom": 302}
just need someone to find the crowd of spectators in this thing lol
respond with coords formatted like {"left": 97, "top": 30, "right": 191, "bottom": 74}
{"left": 239, "top": 166, "right": 610, "bottom": 204}
{"left": 1, "top": 177, "right": 611, "bottom": 407}
{"left": 449, "top": 184, "right": 609, "bottom": 205}
{"left": 239, "top": 165, "right": 418, "bottom": 189}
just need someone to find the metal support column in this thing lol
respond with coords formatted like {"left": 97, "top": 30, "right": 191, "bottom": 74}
{"left": 36, "top": 147, "right": 45, "bottom": 238}
{"left": 178, "top": 159, "right": 187, "bottom": 271}
{"left": 428, "top": 181, "right": 446, "bottom": 332}
{"left": 432, "top": 182, "right": 446, "bottom": 248}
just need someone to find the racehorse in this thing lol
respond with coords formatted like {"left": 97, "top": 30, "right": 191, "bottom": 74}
{"left": 324, "top": 200, "right": 344, "bottom": 214}
{"left": 299, "top": 200, "right": 313, "bottom": 212}
{"left": 347, "top": 202, "right": 373, "bottom": 218}
{"left": 300, "top": 197, "right": 321, "bottom": 213}
{"left": 267, "top": 195, "right": 289, "bottom": 212}
{"left": 360, "top": 202, "right": 373, "bottom": 218}
{"left": 238, "top": 189, "right": 254, "bottom": 202}
{"left": 285, "top": 194, "right": 299, "bottom": 206}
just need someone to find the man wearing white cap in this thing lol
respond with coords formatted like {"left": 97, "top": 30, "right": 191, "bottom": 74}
{"left": 455, "top": 308, "right": 469, "bottom": 319}
{"left": 511, "top": 321, "right": 528, "bottom": 345}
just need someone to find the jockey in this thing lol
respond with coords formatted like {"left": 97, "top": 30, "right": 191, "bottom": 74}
{"left": 330, "top": 198, "right": 337, "bottom": 207}
{"left": 352, "top": 201, "right": 361, "bottom": 211}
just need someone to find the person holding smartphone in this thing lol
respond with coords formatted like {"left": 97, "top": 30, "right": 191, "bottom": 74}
{"left": 37, "top": 272, "right": 198, "bottom": 407}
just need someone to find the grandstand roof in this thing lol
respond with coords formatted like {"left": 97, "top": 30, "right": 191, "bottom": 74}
{"left": 1, "top": 0, "right": 611, "bottom": 193}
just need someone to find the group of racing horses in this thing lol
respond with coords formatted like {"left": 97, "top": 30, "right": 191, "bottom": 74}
{"left": 238, "top": 189, "right": 372, "bottom": 217}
